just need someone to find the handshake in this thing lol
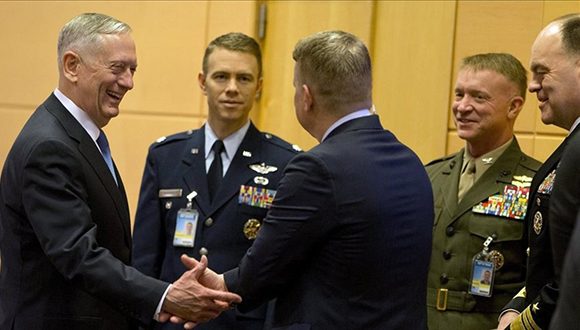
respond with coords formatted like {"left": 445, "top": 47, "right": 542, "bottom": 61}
{"left": 160, "top": 255, "right": 239, "bottom": 329}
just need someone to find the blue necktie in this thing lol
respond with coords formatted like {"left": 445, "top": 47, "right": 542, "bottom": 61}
{"left": 96, "top": 130, "right": 118, "bottom": 185}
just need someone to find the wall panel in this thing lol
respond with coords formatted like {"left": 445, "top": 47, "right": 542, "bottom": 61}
{"left": 257, "top": 0, "right": 373, "bottom": 151}
{"left": 373, "top": 1, "right": 456, "bottom": 163}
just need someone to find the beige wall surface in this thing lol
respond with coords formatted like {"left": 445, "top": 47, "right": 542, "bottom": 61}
{"left": 2, "top": 1, "right": 580, "bottom": 226}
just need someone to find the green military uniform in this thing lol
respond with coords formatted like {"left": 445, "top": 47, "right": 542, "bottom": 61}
{"left": 426, "top": 139, "right": 541, "bottom": 330}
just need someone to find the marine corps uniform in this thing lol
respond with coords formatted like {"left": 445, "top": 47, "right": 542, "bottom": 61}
{"left": 426, "top": 139, "right": 541, "bottom": 330}
{"left": 132, "top": 122, "right": 299, "bottom": 330}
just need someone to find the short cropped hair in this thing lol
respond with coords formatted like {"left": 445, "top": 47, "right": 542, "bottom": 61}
{"left": 57, "top": 13, "right": 131, "bottom": 69}
{"left": 202, "top": 32, "right": 262, "bottom": 76}
{"left": 552, "top": 14, "right": 580, "bottom": 58}
{"left": 460, "top": 53, "right": 527, "bottom": 100}
{"left": 292, "top": 30, "right": 372, "bottom": 110}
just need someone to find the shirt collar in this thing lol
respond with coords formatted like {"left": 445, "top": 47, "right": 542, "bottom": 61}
{"left": 321, "top": 108, "right": 373, "bottom": 142}
{"left": 569, "top": 116, "right": 580, "bottom": 135}
{"left": 463, "top": 137, "right": 513, "bottom": 180}
{"left": 53, "top": 88, "right": 100, "bottom": 142}
{"left": 204, "top": 120, "right": 251, "bottom": 160}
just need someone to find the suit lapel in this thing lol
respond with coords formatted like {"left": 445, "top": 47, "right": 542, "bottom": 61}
{"left": 438, "top": 152, "right": 462, "bottom": 220}
{"left": 45, "top": 94, "right": 132, "bottom": 245}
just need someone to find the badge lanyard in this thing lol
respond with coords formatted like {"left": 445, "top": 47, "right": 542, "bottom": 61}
{"left": 173, "top": 191, "right": 199, "bottom": 248}
{"left": 469, "top": 235, "right": 495, "bottom": 297}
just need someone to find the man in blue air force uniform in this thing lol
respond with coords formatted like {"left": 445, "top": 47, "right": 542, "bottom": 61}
{"left": 132, "top": 33, "right": 299, "bottom": 330}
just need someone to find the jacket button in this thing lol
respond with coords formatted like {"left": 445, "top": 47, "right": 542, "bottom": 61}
{"left": 199, "top": 247, "right": 208, "bottom": 256}
{"left": 440, "top": 273, "right": 449, "bottom": 284}
{"left": 443, "top": 251, "right": 452, "bottom": 260}
{"left": 446, "top": 226, "right": 455, "bottom": 237}
{"left": 537, "top": 197, "right": 541, "bottom": 206}
{"left": 204, "top": 217, "right": 214, "bottom": 227}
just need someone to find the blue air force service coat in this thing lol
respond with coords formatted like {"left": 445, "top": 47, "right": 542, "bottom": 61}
{"left": 132, "top": 122, "right": 299, "bottom": 330}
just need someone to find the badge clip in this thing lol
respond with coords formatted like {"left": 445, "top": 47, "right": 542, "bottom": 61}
{"left": 186, "top": 191, "right": 198, "bottom": 209}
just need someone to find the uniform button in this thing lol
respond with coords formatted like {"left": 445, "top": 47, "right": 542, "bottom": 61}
{"left": 443, "top": 251, "right": 452, "bottom": 260}
{"left": 199, "top": 247, "right": 208, "bottom": 256}
{"left": 204, "top": 217, "right": 214, "bottom": 227}
{"left": 440, "top": 273, "right": 449, "bottom": 284}
{"left": 446, "top": 226, "right": 455, "bottom": 237}
{"left": 536, "top": 198, "right": 541, "bottom": 206}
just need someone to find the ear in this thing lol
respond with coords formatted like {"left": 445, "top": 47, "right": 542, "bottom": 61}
{"left": 507, "top": 96, "right": 524, "bottom": 120}
{"left": 302, "top": 84, "right": 313, "bottom": 112}
{"left": 255, "top": 76, "right": 263, "bottom": 99}
{"left": 198, "top": 71, "right": 207, "bottom": 95}
{"left": 62, "top": 51, "right": 81, "bottom": 83}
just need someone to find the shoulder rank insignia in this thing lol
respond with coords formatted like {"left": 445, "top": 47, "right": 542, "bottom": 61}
{"left": 156, "top": 136, "right": 167, "bottom": 143}
{"left": 472, "top": 184, "right": 530, "bottom": 220}
{"left": 249, "top": 162, "right": 278, "bottom": 174}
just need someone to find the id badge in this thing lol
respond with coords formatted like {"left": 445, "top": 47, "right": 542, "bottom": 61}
{"left": 173, "top": 208, "right": 199, "bottom": 247}
{"left": 469, "top": 259, "right": 494, "bottom": 297}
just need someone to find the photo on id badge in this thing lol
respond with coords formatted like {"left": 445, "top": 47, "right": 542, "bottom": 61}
{"left": 470, "top": 259, "right": 494, "bottom": 297}
{"left": 173, "top": 209, "right": 198, "bottom": 247}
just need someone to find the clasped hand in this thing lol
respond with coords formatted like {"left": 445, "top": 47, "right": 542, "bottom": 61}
{"left": 160, "top": 255, "right": 237, "bottom": 329}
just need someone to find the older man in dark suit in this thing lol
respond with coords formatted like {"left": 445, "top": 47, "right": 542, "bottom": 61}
{"left": 179, "top": 30, "right": 434, "bottom": 330}
{"left": 0, "top": 13, "right": 239, "bottom": 330}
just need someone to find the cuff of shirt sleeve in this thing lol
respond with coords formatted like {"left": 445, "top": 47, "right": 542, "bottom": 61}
{"left": 154, "top": 284, "right": 172, "bottom": 321}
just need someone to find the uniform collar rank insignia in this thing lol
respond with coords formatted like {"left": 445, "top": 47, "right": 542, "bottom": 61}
{"left": 482, "top": 157, "right": 494, "bottom": 165}
{"left": 191, "top": 148, "right": 199, "bottom": 154}
{"left": 512, "top": 175, "right": 533, "bottom": 188}
{"left": 249, "top": 162, "right": 278, "bottom": 174}
{"left": 243, "top": 150, "right": 252, "bottom": 158}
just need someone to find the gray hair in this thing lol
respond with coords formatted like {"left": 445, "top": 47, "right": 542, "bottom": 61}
{"left": 460, "top": 53, "right": 528, "bottom": 100}
{"left": 292, "top": 30, "right": 372, "bottom": 111}
{"left": 57, "top": 13, "right": 131, "bottom": 68}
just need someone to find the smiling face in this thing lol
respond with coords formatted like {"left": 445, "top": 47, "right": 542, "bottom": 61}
{"left": 529, "top": 23, "right": 580, "bottom": 130}
{"left": 452, "top": 69, "right": 522, "bottom": 153}
{"left": 74, "top": 33, "right": 137, "bottom": 128}
{"left": 199, "top": 48, "right": 262, "bottom": 136}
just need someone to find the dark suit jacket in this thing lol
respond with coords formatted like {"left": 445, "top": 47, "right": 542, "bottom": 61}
{"left": 0, "top": 94, "right": 167, "bottom": 330}
{"left": 502, "top": 129, "right": 579, "bottom": 328}
{"left": 132, "top": 123, "right": 298, "bottom": 330}
{"left": 224, "top": 115, "right": 434, "bottom": 330}
{"left": 550, "top": 125, "right": 580, "bottom": 281}
{"left": 425, "top": 139, "right": 541, "bottom": 330}
{"left": 550, "top": 209, "right": 580, "bottom": 329}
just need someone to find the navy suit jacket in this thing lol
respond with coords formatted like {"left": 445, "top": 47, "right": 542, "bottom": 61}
{"left": 132, "top": 123, "right": 298, "bottom": 329}
{"left": 0, "top": 94, "right": 168, "bottom": 330}
{"left": 224, "top": 115, "right": 434, "bottom": 330}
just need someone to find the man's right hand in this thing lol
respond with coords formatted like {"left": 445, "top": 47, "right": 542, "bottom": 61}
{"left": 161, "top": 255, "right": 241, "bottom": 324}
